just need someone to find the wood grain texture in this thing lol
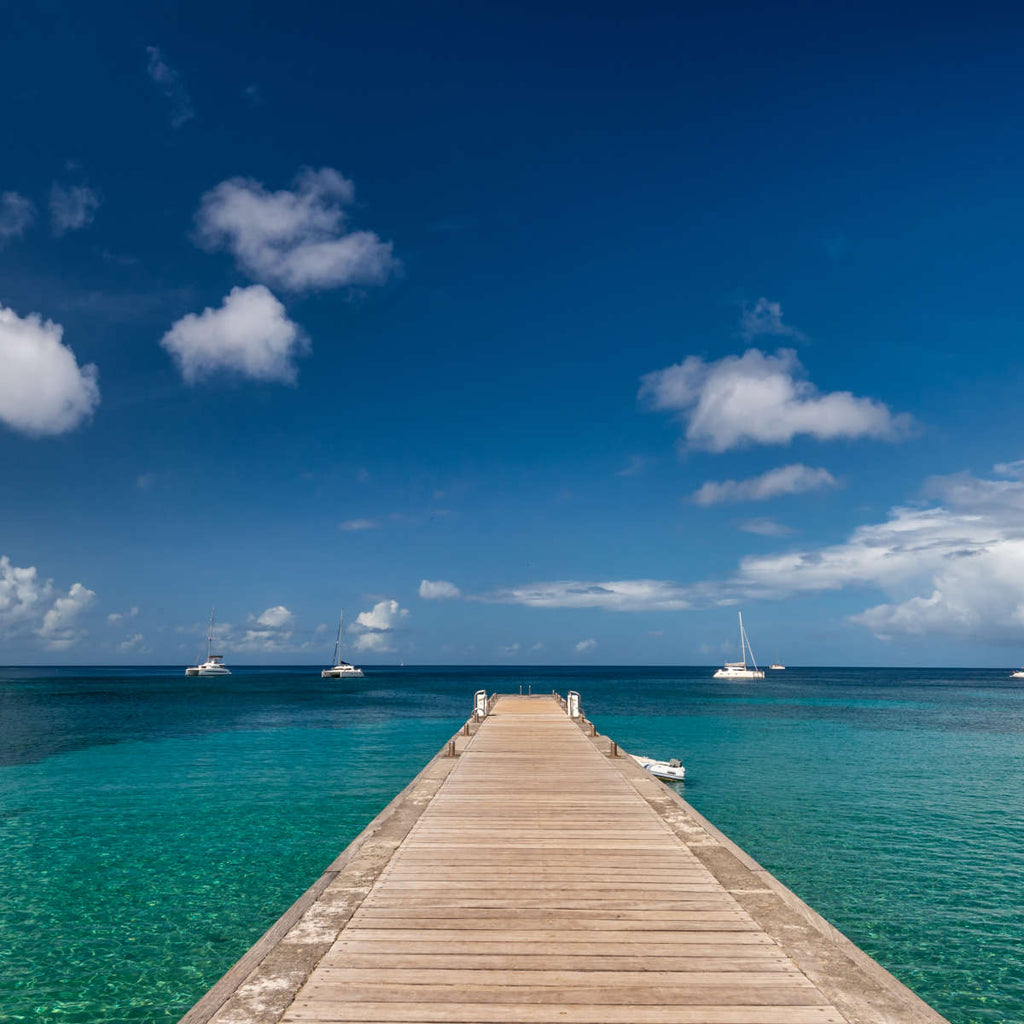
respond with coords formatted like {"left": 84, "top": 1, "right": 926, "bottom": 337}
{"left": 278, "top": 696, "right": 848, "bottom": 1024}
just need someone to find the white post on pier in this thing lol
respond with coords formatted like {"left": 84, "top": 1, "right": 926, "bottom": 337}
{"left": 566, "top": 690, "right": 581, "bottom": 719}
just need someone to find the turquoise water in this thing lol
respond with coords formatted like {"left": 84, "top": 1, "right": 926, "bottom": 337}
{"left": 1, "top": 667, "right": 1022, "bottom": 1023}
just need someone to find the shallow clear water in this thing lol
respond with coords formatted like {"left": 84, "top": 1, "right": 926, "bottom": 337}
{"left": 1, "top": 666, "right": 1021, "bottom": 1023}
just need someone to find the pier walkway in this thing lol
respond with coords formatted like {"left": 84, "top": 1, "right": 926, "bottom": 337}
{"left": 182, "top": 694, "right": 948, "bottom": 1024}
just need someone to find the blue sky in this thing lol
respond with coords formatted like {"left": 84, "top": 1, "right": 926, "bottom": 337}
{"left": 4, "top": 1, "right": 1024, "bottom": 665}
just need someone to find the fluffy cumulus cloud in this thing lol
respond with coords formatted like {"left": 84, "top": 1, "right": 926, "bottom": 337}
{"left": 232, "top": 605, "right": 296, "bottom": 651}
{"left": 352, "top": 631, "right": 395, "bottom": 653}
{"left": 0, "top": 191, "right": 34, "bottom": 245}
{"left": 37, "top": 582, "right": 97, "bottom": 649}
{"left": 640, "top": 348, "right": 912, "bottom": 452}
{"left": 255, "top": 605, "right": 293, "bottom": 628}
{"left": 349, "top": 599, "right": 409, "bottom": 654}
{"left": 739, "top": 297, "right": 806, "bottom": 342}
{"left": 194, "top": 167, "right": 398, "bottom": 292}
{"left": 691, "top": 464, "right": 838, "bottom": 506}
{"left": 354, "top": 599, "right": 409, "bottom": 632}
{"left": 0, "top": 304, "right": 100, "bottom": 436}
{"left": 575, "top": 638, "right": 597, "bottom": 653}
{"left": 419, "top": 579, "right": 461, "bottom": 600}
{"left": 160, "top": 285, "right": 306, "bottom": 384}
{"left": 50, "top": 183, "right": 101, "bottom": 235}
{"left": 145, "top": 46, "right": 194, "bottom": 127}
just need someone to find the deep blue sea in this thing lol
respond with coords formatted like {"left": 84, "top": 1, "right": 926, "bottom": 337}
{"left": 1, "top": 666, "right": 1022, "bottom": 1023}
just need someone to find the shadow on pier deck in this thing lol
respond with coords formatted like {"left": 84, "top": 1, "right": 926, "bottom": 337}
{"left": 180, "top": 693, "right": 949, "bottom": 1024}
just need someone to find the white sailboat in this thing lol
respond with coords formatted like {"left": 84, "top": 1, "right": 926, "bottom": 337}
{"left": 185, "top": 610, "right": 231, "bottom": 676}
{"left": 713, "top": 612, "right": 765, "bottom": 680}
{"left": 321, "top": 610, "right": 364, "bottom": 679}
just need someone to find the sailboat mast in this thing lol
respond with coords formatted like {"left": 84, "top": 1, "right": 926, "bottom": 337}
{"left": 207, "top": 608, "right": 215, "bottom": 660}
{"left": 334, "top": 610, "right": 343, "bottom": 664}
{"left": 738, "top": 611, "right": 746, "bottom": 667}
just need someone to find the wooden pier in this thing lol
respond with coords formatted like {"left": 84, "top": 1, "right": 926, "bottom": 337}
{"left": 181, "top": 694, "right": 949, "bottom": 1024}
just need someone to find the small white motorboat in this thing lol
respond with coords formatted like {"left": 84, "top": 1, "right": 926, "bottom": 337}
{"left": 186, "top": 610, "right": 231, "bottom": 676}
{"left": 322, "top": 610, "right": 364, "bottom": 679}
{"left": 631, "top": 754, "right": 685, "bottom": 782}
{"left": 1011, "top": 668, "right": 1024, "bottom": 679}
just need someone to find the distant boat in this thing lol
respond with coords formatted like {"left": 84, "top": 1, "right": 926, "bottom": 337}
{"left": 185, "top": 609, "right": 231, "bottom": 676}
{"left": 713, "top": 612, "right": 765, "bottom": 680}
{"left": 321, "top": 610, "right": 364, "bottom": 679}
{"left": 769, "top": 661, "right": 786, "bottom": 671}
{"left": 631, "top": 754, "right": 685, "bottom": 782}
{"left": 1011, "top": 668, "right": 1024, "bottom": 679}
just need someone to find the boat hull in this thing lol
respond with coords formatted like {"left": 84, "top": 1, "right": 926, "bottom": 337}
{"left": 713, "top": 668, "right": 764, "bottom": 680}
{"left": 321, "top": 667, "right": 364, "bottom": 678}
{"left": 632, "top": 755, "right": 685, "bottom": 781}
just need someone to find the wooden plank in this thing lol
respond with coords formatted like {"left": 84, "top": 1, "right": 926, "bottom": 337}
{"left": 284, "top": 1006, "right": 844, "bottom": 1024}
{"left": 294, "top": 984, "right": 828, "bottom": 1006}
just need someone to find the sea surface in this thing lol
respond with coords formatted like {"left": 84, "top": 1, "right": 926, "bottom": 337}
{"left": 1, "top": 666, "right": 1022, "bottom": 1024}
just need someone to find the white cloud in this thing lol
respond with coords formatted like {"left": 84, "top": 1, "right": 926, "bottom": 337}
{"left": 352, "top": 631, "right": 395, "bottom": 653}
{"left": 107, "top": 606, "right": 139, "bottom": 625}
{"left": 575, "top": 638, "right": 597, "bottom": 653}
{"left": 484, "top": 580, "right": 696, "bottom": 612}
{"left": 339, "top": 518, "right": 378, "bottom": 531}
{"left": 639, "top": 348, "right": 912, "bottom": 452}
{"left": 740, "top": 298, "right": 805, "bottom": 342}
{"left": 160, "top": 285, "right": 306, "bottom": 384}
{"left": 738, "top": 517, "right": 794, "bottom": 537}
{"left": 119, "top": 632, "right": 147, "bottom": 652}
{"left": 482, "top": 463, "right": 1024, "bottom": 645}
{"left": 0, "top": 192, "right": 34, "bottom": 245}
{"left": 145, "top": 46, "right": 194, "bottom": 127}
{"left": 194, "top": 167, "right": 397, "bottom": 291}
{"left": 50, "top": 184, "right": 100, "bottom": 235}
{"left": 498, "top": 642, "right": 521, "bottom": 657}
{"left": 353, "top": 599, "right": 409, "bottom": 632}
{"left": 0, "top": 303, "right": 100, "bottom": 437}
{"left": 0, "top": 557, "right": 52, "bottom": 630}
{"left": 419, "top": 579, "right": 461, "bottom": 599}
{"left": 692, "top": 464, "right": 838, "bottom": 505}
{"left": 616, "top": 455, "right": 655, "bottom": 477}
{"left": 993, "top": 459, "right": 1024, "bottom": 479}
{"left": 231, "top": 605, "right": 297, "bottom": 652}
{"left": 255, "top": 605, "right": 293, "bottom": 628}
{"left": 38, "top": 582, "right": 96, "bottom": 649}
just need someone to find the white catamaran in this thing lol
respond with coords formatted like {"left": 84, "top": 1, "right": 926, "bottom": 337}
{"left": 713, "top": 611, "right": 765, "bottom": 680}
{"left": 322, "top": 610, "right": 364, "bottom": 679}
{"left": 185, "top": 610, "right": 231, "bottom": 676}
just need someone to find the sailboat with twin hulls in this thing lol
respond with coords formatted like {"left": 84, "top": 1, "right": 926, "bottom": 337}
{"left": 713, "top": 611, "right": 764, "bottom": 680}
{"left": 185, "top": 609, "right": 231, "bottom": 676}
{"left": 322, "top": 610, "right": 364, "bottom": 679}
